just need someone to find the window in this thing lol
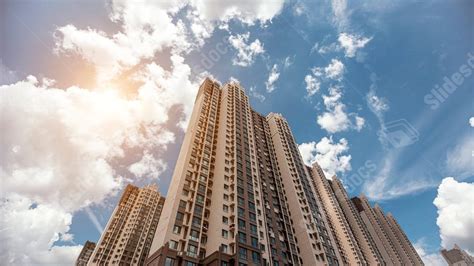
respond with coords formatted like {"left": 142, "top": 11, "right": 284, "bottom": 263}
{"left": 223, "top": 205, "right": 229, "bottom": 213}
{"left": 173, "top": 225, "right": 181, "bottom": 234}
{"left": 188, "top": 244, "right": 198, "bottom": 256}
{"left": 249, "top": 213, "right": 256, "bottom": 222}
{"left": 238, "top": 232, "right": 246, "bottom": 243}
{"left": 238, "top": 219, "right": 246, "bottom": 230}
{"left": 222, "top": 230, "right": 228, "bottom": 239}
{"left": 197, "top": 194, "right": 204, "bottom": 204}
{"left": 192, "top": 217, "right": 201, "bottom": 227}
{"left": 184, "top": 261, "right": 197, "bottom": 266}
{"left": 179, "top": 200, "right": 187, "bottom": 209}
{"left": 190, "top": 230, "right": 199, "bottom": 242}
{"left": 239, "top": 247, "right": 247, "bottom": 260}
{"left": 221, "top": 244, "right": 228, "bottom": 253}
{"left": 250, "top": 224, "right": 258, "bottom": 235}
{"left": 238, "top": 207, "right": 245, "bottom": 218}
{"left": 169, "top": 240, "right": 178, "bottom": 250}
{"left": 165, "top": 257, "right": 175, "bottom": 266}
{"left": 251, "top": 237, "right": 259, "bottom": 248}
{"left": 176, "top": 212, "right": 184, "bottom": 221}
{"left": 252, "top": 252, "right": 261, "bottom": 264}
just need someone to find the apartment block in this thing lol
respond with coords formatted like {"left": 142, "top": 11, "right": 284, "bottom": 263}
{"left": 441, "top": 244, "right": 474, "bottom": 265}
{"left": 145, "top": 77, "right": 423, "bottom": 266}
{"left": 351, "top": 195, "right": 423, "bottom": 265}
{"left": 307, "top": 163, "right": 364, "bottom": 265}
{"left": 146, "top": 79, "right": 340, "bottom": 266}
{"left": 76, "top": 241, "right": 96, "bottom": 266}
{"left": 87, "top": 184, "right": 165, "bottom": 265}
{"left": 329, "top": 177, "right": 383, "bottom": 265}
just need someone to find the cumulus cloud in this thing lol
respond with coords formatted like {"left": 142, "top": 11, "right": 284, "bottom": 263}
{"left": 305, "top": 74, "right": 320, "bottom": 96}
{"left": 191, "top": 0, "right": 285, "bottom": 24}
{"left": 324, "top": 59, "right": 345, "bottom": 80}
{"left": 228, "top": 32, "right": 265, "bottom": 67}
{"left": 0, "top": 70, "right": 185, "bottom": 263}
{"left": 304, "top": 59, "right": 344, "bottom": 97}
{"left": 248, "top": 86, "right": 266, "bottom": 102}
{"left": 338, "top": 32, "right": 372, "bottom": 58}
{"left": 128, "top": 152, "right": 168, "bottom": 179}
{"left": 445, "top": 134, "right": 474, "bottom": 178}
{"left": 265, "top": 64, "right": 280, "bottom": 92}
{"left": 299, "top": 136, "right": 352, "bottom": 178}
{"left": 434, "top": 177, "right": 474, "bottom": 254}
{"left": 470, "top": 117, "right": 474, "bottom": 127}
{"left": 317, "top": 87, "right": 365, "bottom": 133}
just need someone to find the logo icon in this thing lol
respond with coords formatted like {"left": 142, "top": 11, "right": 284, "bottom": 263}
{"left": 379, "top": 119, "right": 419, "bottom": 148}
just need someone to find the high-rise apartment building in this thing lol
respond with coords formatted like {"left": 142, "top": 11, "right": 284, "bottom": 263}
{"left": 351, "top": 195, "right": 423, "bottom": 265}
{"left": 307, "top": 163, "right": 364, "bottom": 265}
{"left": 441, "top": 244, "right": 474, "bottom": 265}
{"left": 76, "top": 241, "right": 96, "bottom": 266}
{"left": 146, "top": 78, "right": 423, "bottom": 266}
{"left": 147, "top": 79, "right": 340, "bottom": 266}
{"left": 87, "top": 184, "right": 165, "bottom": 265}
{"left": 329, "top": 176, "right": 383, "bottom": 265}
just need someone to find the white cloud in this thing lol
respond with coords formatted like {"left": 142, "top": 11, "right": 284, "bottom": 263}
{"left": 305, "top": 74, "right": 320, "bottom": 96}
{"left": 324, "top": 59, "right": 345, "bottom": 80}
{"left": 413, "top": 239, "right": 447, "bottom": 266}
{"left": 367, "top": 89, "right": 389, "bottom": 117}
{"left": 362, "top": 153, "right": 436, "bottom": 200}
{"left": 299, "top": 136, "right": 352, "bottom": 178}
{"left": 0, "top": 73, "right": 180, "bottom": 263}
{"left": 191, "top": 0, "right": 285, "bottom": 25}
{"left": 228, "top": 32, "right": 265, "bottom": 67}
{"left": 304, "top": 59, "right": 344, "bottom": 98}
{"left": 434, "top": 177, "right": 474, "bottom": 254}
{"left": 445, "top": 134, "right": 474, "bottom": 178}
{"left": 249, "top": 86, "right": 266, "bottom": 102}
{"left": 338, "top": 32, "right": 372, "bottom": 58}
{"left": 128, "top": 152, "right": 168, "bottom": 179}
{"left": 469, "top": 117, "right": 474, "bottom": 127}
{"left": 317, "top": 87, "right": 364, "bottom": 133}
{"left": 265, "top": 64, "right": 280, "bottom": 92}
{"left": 331, "top": 0, "right": 349, "bottom": 30}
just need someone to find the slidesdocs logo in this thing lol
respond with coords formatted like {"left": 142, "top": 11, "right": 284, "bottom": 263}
{"left": 379, "top": 119, "right": 419, "bottom": 148}
{"left": 424, "top": 52, "right": 474, "bottom": 110}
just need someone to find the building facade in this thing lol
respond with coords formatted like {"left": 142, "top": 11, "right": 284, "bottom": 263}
{"left": 76, "top": 241, "right": 96, "bottom": 266}
{"left": 441, "top": 244, "right": 474, "bottom": 266}
{"left": 351, "top": 195, "right": 423, "bottom": 265}
{"left": 146, "top": 78, "right": 423, "bottom": 266}
{"left": 87, "top": 184, "right": 165, "bottom": 265}
{"left": 146, "top": 79, "right": 340, "bottom": 266}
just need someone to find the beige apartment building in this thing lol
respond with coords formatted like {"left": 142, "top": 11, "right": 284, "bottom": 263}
{"left": 87, "top": 184, "right": 165, "bottom": 265}
{"left": 76, "top": 241, "right": 96, "bottom": 266}
{"left": 351, "top": 195, "right": 423, "bottom": 265}
{"left": 441, "top": 244, "right": 474, "bottom": 266}
{"left": 146, "top": 78, "right": 340, "bottom": 266}
{"left": 145, "top": 77, "right": 423, "bottom": 266}
{"left": 307, "top": 163, "right": 364, "bottom": 265}
{"left": 329, "top": 177, "right": 384, "bottom": 265}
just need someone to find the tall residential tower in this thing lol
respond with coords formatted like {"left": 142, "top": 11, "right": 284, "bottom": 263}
{"left": 146, "top": 78, "right": 423, "bottom": 266}
{"left": 87, "top": 184, "right": 165, "bottom": 265}
{"left": 147, "top": 79, "right": 340, "bottom": 266}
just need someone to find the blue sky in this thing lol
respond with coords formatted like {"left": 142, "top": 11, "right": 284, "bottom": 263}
{"left": 1, "top": 0, "right": 473, "bottom": 264}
